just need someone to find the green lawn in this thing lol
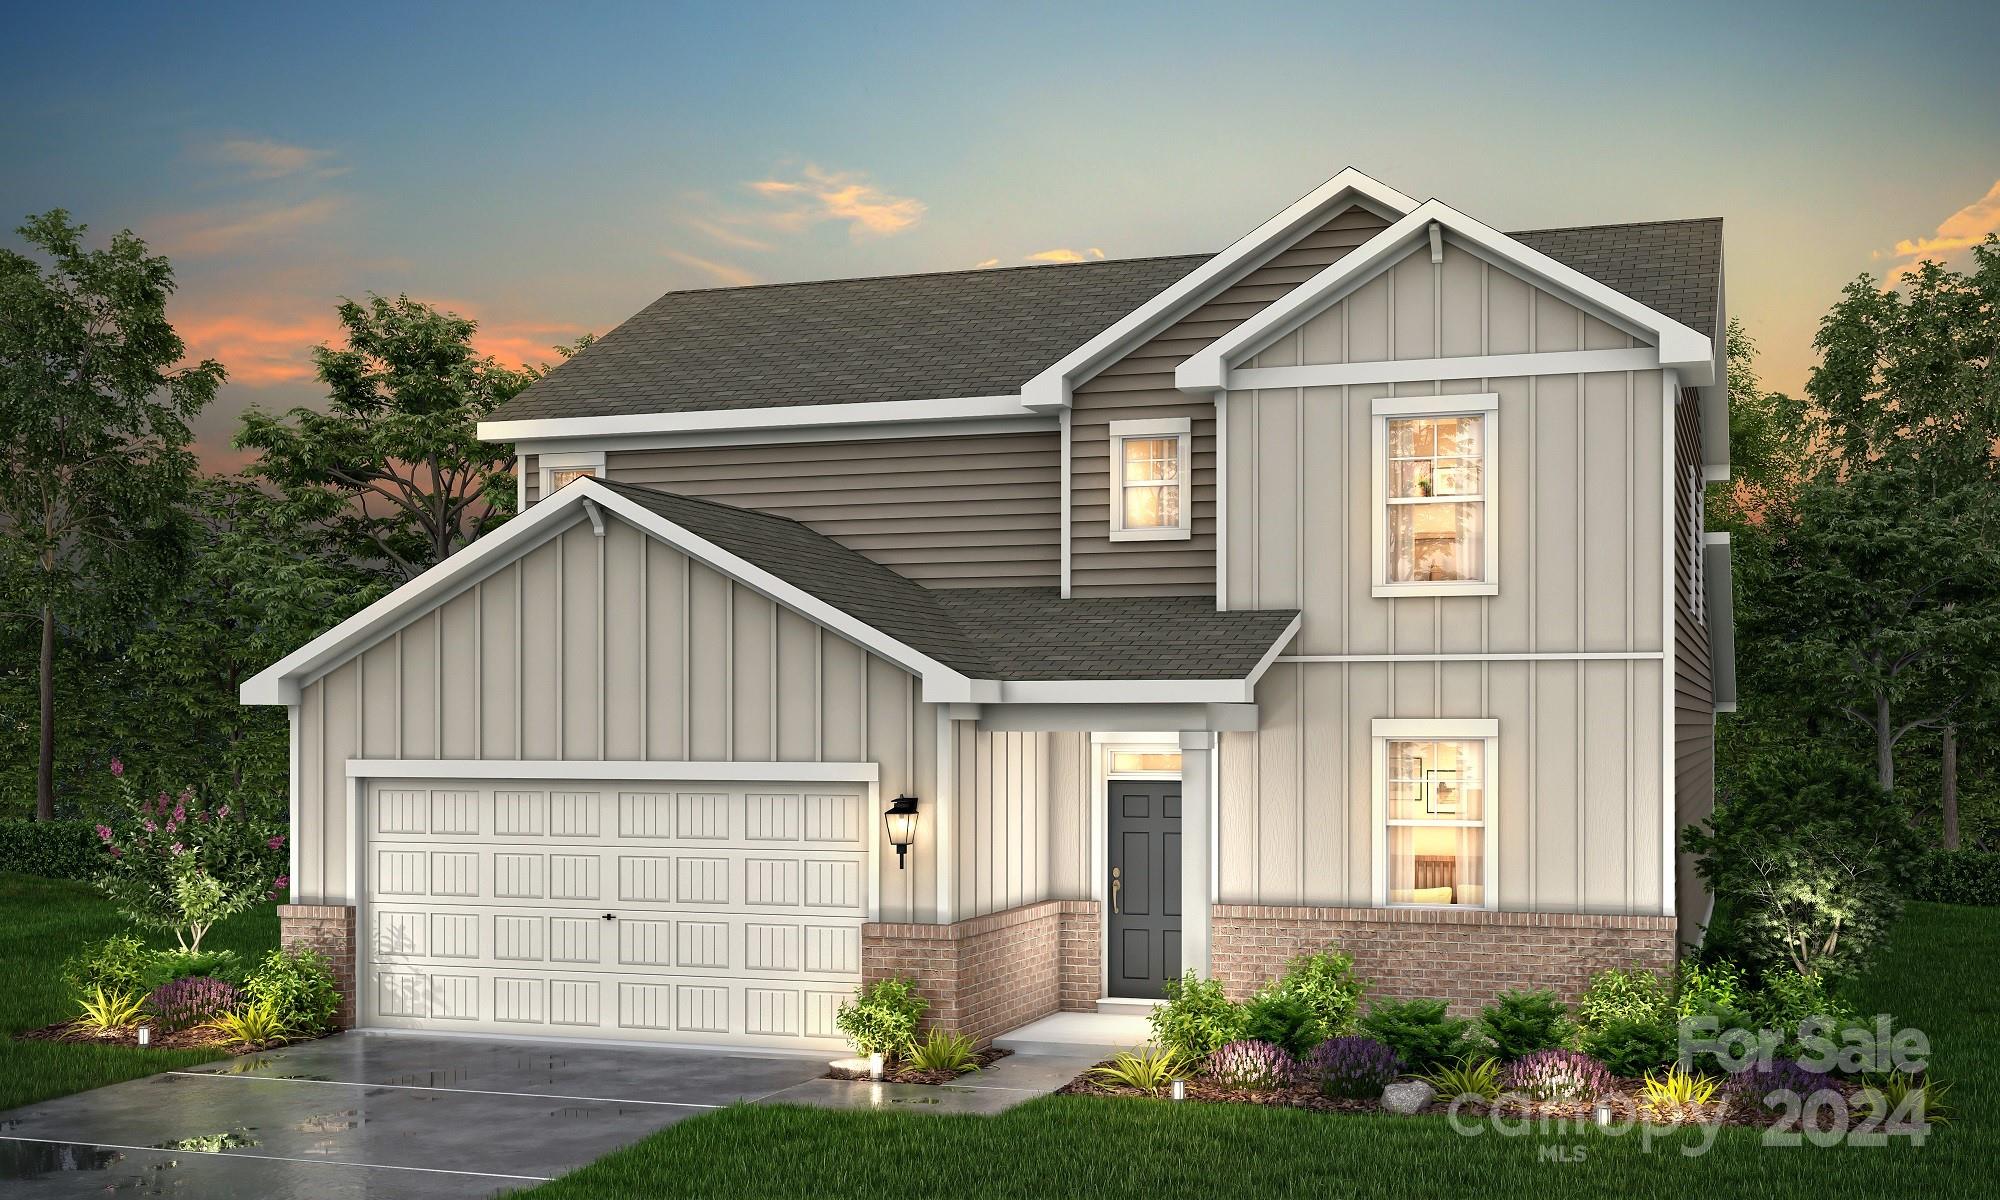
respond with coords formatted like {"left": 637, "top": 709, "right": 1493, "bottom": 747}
{"left": 0, "top": 872, "right": 280, "bottom": 1111}
{"left": 525, "top": 902, "right": 1994, "bottom": 1200}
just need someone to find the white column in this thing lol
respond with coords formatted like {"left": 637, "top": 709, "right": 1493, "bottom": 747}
{"left": 1179, "top": 731, "right": 1215, "bottom": 978}
{"left": 933, "top": 708, "right": 958, "bottom": 925}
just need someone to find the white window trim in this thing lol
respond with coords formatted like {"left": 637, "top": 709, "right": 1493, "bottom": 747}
{"left": 1370, "top": 394, "right": 1500, "bottom": 598}
{"left": 538, "top": 449, "right": 605, "bottom": 500}
{"left": 1370, "top": 717, "right": 1498, "bottom": 911}
{"left": 1108, "top": 417, "right": 1192, "bottom": 542}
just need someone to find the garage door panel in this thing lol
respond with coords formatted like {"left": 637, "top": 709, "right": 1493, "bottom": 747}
{"left": 362, "top": 778, "right": 867, "bottom": 1050}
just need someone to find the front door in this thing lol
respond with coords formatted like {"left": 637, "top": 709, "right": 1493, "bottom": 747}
{"left": 1107, "top": 780, "right": 1181, "bottom": 999}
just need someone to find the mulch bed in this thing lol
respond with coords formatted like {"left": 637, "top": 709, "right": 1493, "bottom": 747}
{"left": 1058, "top": 1061, "right": 1864, "bottom": 1129}
{"left": 827, "top": 1046, "right": 1012, "bottom": 1085}
{"left": 15, "top": 1021, "right": 280, "bottom": 1056}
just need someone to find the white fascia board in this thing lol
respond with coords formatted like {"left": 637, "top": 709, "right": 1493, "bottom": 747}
{"left": 1245, "top": 614, "right": 1303, "bottom": 687}
{"left": 1371, "top": 717, "right": 1500, "bottom": 738}
{"left": 1019, "top": 168, "right": 1420, "bottom": 413}
{"left": 995, "top": 678, "right": 1259, "bottom": 704}
{"left": 478, "top": 395, "right": 1028, "bottom": 444}
{"left": 346, "top": 758, "right": 880, "bottom": 782}
{"left": 240, "top": 487, "right": 593, "bottom": 705}
{"left": 1231, "top": 348, "right": 1660, "bottom": 391}
{"left": 1181, "top": 198, "right": 1716, "bottom": 393}
{"left": 516, "top": 414, "right": 1052, "bottom": 458}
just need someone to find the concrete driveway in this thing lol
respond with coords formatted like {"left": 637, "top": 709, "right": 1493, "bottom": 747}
{"left": 0, "top": 1032, "right": 829, "bottom": 1198}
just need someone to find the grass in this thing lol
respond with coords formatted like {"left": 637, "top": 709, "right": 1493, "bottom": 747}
{"left": 524, "top": 903, "right": 1994, "bottom": 1199}
{"left": 0, "top": 872, "right": 279, "bottom": 1111}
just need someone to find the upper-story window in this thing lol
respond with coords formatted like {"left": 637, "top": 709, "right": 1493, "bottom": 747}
{"left": 1371, "top": 394, "right": 1499, "bottom": 597}
{"left": 1108, "top": 417, "right": 1191, "bottom": 541}
{"left": 536, "top": 451, "right": 606, "bottom": 502}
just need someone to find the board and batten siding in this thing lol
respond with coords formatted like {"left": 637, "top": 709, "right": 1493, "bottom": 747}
{"left": 1068, "top": 205, "right": 1392, "bottom": 596}
{"left": 601, "top": 431, "right": 1060, "bottom": 589}
{"left": 1218, "top": 240, "right": 1670, "bottom": 914}
{"left": 293, "top": 514, "right": 950, "bottom": 923}
{"left": 1672, "top": 388, "right": 1716, "bottom": 940}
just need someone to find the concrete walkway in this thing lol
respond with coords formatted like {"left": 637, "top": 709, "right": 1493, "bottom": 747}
{"left": 758, "top": 1051, "right": 1099, "bottom": 1115}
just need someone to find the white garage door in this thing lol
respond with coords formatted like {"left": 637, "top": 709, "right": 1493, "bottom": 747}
{"left": 361, "top": 778, "right": 870, "bottom": 1051}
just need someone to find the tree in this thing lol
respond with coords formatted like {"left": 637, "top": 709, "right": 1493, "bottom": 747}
{"left": 0, "top": 211, "right": 222, "bottom": 819}
{"left": 236, "top": 294, "right": 578, "bottom": 582}
{"left": 93, "top": 765, "right": 285, "bottom": 954}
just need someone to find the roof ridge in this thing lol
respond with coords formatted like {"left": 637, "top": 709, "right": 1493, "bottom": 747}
{"left": 1510, "top": 216, "right": 1723, "bottom": 236}
{"left": 637, "top": 251, "right": 1212, "bottom": 300}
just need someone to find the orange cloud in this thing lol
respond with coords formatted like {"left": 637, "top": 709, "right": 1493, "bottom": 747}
{"left": 973, "top": 257, "right": 1001, "bottom": 269}
{"left": 743, "top": 165, "right": 925, "bottom": 239}
{"left": 683, "top": 215, "right": 773, "bottom": 252}
{"left": 173, "top": 308, "right": 340, "bottom": 385}
{"left": 1025, "top": 247, "right": 1106, "bottom": 263}
{"left": 153, "top": 195, "right": 347, "bottom": 256}
{"left": 664, "top": 249, "right": 759, "bottom": 287}
{"left": 1879, "top": 179, "right": 2000, "bottom": 287}
{"left": 211, "top": 137, "right": 344, "bottom": 181}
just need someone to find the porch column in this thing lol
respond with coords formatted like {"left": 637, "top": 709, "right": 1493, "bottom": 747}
{"left": 1179, "top": 731, "right": 1215, "bottom": 979}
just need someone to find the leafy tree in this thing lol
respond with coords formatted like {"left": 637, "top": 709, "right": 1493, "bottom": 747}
{"left": 236, "top": 295, "right": 581, "bottom": 582}
{"left": 93, "top": 767, "right": 285, "bottom": 954}
{"left": 0, "top": 211, "right": 222, "bottom": 819}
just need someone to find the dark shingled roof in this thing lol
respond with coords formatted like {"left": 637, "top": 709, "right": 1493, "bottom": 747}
{"left": 495, "top": 216, "right": 1721, "bottom": 424}
{"left": 599, "top": 480, "right": 1296, "bottom": 681}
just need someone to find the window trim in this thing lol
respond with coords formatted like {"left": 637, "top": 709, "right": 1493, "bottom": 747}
{"left": 1370, "top": 394, "right": 1500, "bottom": 597}
{"left": 1107, "top": 417, "right": 1192, "bottom": 542}
{"left": 537, "top": 450, "right": 606, "bottom": 501}
{"left": 1370, "top": 717, "right": 1498, "bottom": 910}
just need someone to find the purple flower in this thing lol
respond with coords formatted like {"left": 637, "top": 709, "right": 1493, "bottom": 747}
{"left": 1723, "top": 1059, "right": 1838, "bottom": 1114}
{"left": 145, "top": 977, "right": 241, "bottom": 1033}
{"left": 155, "top": 793, "right": 170, "bottom": 812}
{"left": 169, "top": 842, "right": 185, "bottom": 855}
{"left": 274, "top": 873, "right": 290, "bottom": 888}
{"left": 1305, "top": 1036, "right": 1403, "bottom": 1099}
{"left": 217, "top": 804, "right": 230, "bottom": 820}
{"left": 1208, "top": 1040, "right": 1299, "bottom": 1091}
{"left": 1500, "top": 1049, "right": 1615, "bottom": 1103}
{"left": 109, "top": 757, "right": 124, "bottom": 778}
{"left": 141, "top": 818, "right": 156, "bottom": 832}
{"left": 109, "top": 847, "right": 123, "bottom": 858}
{"left": 172, "top": 805, "right": 185, "bottom": 825}
{"left": 95, "top": 824, "right": 113, "bottom": 842}
{"left": 267, "top": 835, "right": 286, "bottom": 850}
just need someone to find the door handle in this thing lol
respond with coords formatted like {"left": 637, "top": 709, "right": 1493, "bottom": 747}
{"left": 601, "top": 912, "right": 617, "bottom": 921}
{"left": 1110, "top": 866, "right": 1121, "bottom": 915}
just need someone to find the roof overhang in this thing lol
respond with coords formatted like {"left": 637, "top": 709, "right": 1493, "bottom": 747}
{"left": 478, "top": 394, "right": 1035, "bottom": 446}
{"left": 1176, "top": 198, "right": 1716, "bottom": 394}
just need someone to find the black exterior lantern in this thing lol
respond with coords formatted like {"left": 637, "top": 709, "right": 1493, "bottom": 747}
{"left": 883, "top": 794, "right": 919, "bottom": 870}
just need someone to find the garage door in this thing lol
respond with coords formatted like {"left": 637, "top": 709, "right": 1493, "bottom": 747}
{"left": 361, "top": 778, "right": 870, "bottom": 1051}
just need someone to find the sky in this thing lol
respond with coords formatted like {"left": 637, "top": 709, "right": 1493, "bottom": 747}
{"left": 3, "top": 0, "right": 1997, "bottom": 469}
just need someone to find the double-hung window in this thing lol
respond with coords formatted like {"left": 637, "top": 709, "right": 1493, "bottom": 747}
{"left": 1107, "top": 417, "right": 1192, "bottom": 541}
{"left": 1372, "top": 394, "right": 1498, "bottom": 596}
{"left": 1372, "top": 719, "right": 1497, "bottom": 908}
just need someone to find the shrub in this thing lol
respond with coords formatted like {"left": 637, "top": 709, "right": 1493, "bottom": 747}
{"left": 205, "top": 999, "right": 290, "bottom": 1048}
{"left": 0, "top": 818, "right": 100, "bottom": 879}
{"left": 62, "top": 933, "right": 151, "bottom": 997}
{"left": 1682, "top": 752, "right": 1912, "bottom": 978}
{"left": 1581, "top": 1016, "right": 1679, "bottom": 1077}
{"left": 1577, "top": 966, "right": 1671, "bottom": 1031}
{"left": 1304, "top": 1036, "right": 1402, "bottom": 1099}
{"left": 1907, "top": 849, "right": 2000, "bottom": 906}
{"left": 1148, "top": 972, "right": 1245, "bottom": 1059}
{"left": 1479, "top": 990, "right": 1574, "bottom": 1061}
{"left": 72, "top": 986, "right": 147, "bottom": 1033}
{"left": 1674, "top": 958, "right": 1749, "bottom": 1019}
{"left": 1359, "top": 999, "right": 1479, "bottom": 1074}
{"left": 1501, "top": 1049, "right": 1614, "bottom": 1103}
{"left": 1270, "top": 949, "right": 1366, "bottom": 1042}
{"left": 1207, "top": 1040, "right": 1298, "bottom": 1091}
{"left": 94, "top": 770, "right": 286, "bottom": 954}
{"left": 904, "top": 1028, "right": 979, "bottom": 1075}
{"left": 1640, "top": 1064, "right": 1719, "bottom": 1114}
{"left": 1421, "top": 1057, "right": 1502, "bottom": 1102}
{"left": 1089, "top": 1046, "right": 1190, "bottom": 1094}
{"left": 1722, "top": 1058, "right": 1837, "bottom": 1116}
{"left": 144, "top": 948, "right": 248, "bottom": 989}
{"left": 1753, "top": 967, "right": 1859, "bottom": 1033}
{"left": 146, "top": 977, "right": 243, "bottom": 1033}
{"left": 1240, "top": 989, "right": 1320, "bottom": 1058}
{"left": 244, "top": 947, "right": 341, "bottom": 1036}
{"left": 833, "top": 978, "right": 927, "bottom": 1057}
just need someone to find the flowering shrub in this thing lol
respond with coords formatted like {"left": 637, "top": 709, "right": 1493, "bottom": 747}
{"left": 146, "top": 977, "right": 243, "bottom": 1033}
{"left": 1304, "top": 1036, "right": 1402, "bottom": 1098}
{"left": 1722, "top": 1059, "right": 1838, "bottom": 1115}
{"left": 94, "top": 764, "right": 284, "bottom": 954}
{"left": 1500, "top": 1049, "right": 1615, "bottom": 1103}
{"left": 1207, "top": 1039, "right": 1299, "bottom": 1091}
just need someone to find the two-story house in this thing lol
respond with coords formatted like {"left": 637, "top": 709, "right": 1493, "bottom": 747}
{"left": 243, "top": 169, "right": 1735, "bottom": 1052}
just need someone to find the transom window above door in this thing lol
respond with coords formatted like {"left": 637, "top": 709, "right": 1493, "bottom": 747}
{"left": 1372, "top": 394, "right": 1499, "bottom": 597}
{"left": 1108, "top": 417, "right": 1192, "bottom": 541}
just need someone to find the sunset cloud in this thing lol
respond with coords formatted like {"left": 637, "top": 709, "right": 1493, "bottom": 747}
{"left": 683, "top": 215, "right": 773, "bottom": 252}
{"left": 1877, "top": 179, "right": 2000, "bottom": 286}
{"left": 1025, "top": 247, "right": 1106, "bottom": 263}
{"left": 210, "top": 137, "right": 345, "bottom": 181}
{"left": 744, "top": 165, "right": 925, "bottom": 239}
{"left": 664, "top": 248, "right": 759, "bottom": 287}
{"left": 973, "top": 257, "right": 1001, "bottom": 268}
{"left": 154, "top": 195, "right": 347, "bottom": 256}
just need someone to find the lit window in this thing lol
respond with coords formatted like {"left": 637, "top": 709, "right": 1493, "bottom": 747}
{"left": 535, "top": 452, "right": 605, "bottom": 502}
{"left": 549, "top": 468, "right": 594, "bottom": 491}
{"left": 1374, "top": 720, "right": 1495, "bottom": 908}
{"left": 1110, "top": 751, "right": 1181, "bottom": 774}
{"left": 1108, "top": 418, "right": 1191, "bottom": 541}
{"left": 1373, "top": 396, "right": 1498, "bottom": 596}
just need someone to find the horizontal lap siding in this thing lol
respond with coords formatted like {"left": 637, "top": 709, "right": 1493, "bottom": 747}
{"left": 605, "top": 432, "right": 1059, "bottom": 588}
{"left": 1069, "top": 206, "right": 1391, "bottom": 596}
{"left": 1673, "top": 389, "right": 1715, "bottom": 940}
{"left": 296, "top": 516, "right": 939, "bottom": 922}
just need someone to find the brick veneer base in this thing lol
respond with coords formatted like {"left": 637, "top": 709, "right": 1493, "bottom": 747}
{"left": 278, "top": 903, "right": 357, "bottom": 1029}
{"left": 864, "top": 899, "right": 1100, "bottom": 1046}
{"left": 1211, "top": 904, "right": 1677, "bottom": 1012}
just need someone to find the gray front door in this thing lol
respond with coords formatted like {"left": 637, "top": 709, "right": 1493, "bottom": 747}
{"left": 1107, "top": 780, "right": 1181, "bottom": 998}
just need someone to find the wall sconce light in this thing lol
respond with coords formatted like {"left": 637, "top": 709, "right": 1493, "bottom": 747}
{"left": 884, "top": 795, "right": 919, "bottom": 870}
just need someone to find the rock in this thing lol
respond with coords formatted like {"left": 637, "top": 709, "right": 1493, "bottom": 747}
{"left": 1381, "top": 1080, "right": 1435, "bottom": 1114}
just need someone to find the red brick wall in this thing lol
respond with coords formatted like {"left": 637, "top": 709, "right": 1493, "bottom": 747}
{"left": 278, "top": 904, "right": 357, "bottom": 1029}
{"left": 863, "top": 899, "right": 1100, "bottom": 1045}
{"left": 1211, "top": 904, "right": 1676, "bottom": 1013}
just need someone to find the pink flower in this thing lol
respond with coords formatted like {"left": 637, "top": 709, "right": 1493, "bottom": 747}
{"left": 217, "top": 804, "right": 230, "bottom": 820}
{"left": 267, "top": 835, "right": 286, "bottom": 850}
{"left": 141, "top": 818, "right": 156, "bottom": 833}
{"left": 108, "top": 847, "right": 123, "bottom": 858}
{"left": 163, "top": 821, "right": 176, "bottom": 834}
{"left": 95, "top": 825, "right": 112, "bottom": 842}
{"left": 170, "top": 842, "right": 185, "bottom": 855}
{"left": 109, "top": 757, "right": 124, "bottom": 778}
{"left": 172, "top": 805, "right": 185, "bottom": 825}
